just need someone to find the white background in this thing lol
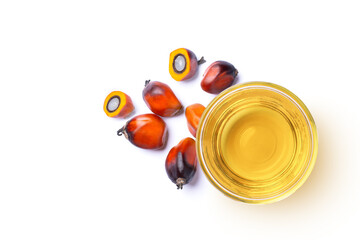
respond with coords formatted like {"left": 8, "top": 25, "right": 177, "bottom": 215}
{"left": 1, "top": 0, "right": 360, "bottom": 239}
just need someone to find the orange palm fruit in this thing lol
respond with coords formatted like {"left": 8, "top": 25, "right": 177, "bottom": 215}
{"left": 103, "top": 91, "right": 134, "bottom": 118}
{"left": 185, "top": 103, "right": 205, "bottom": 138}
{"left": 201, "top": 61, "right": 238, "bottom": 94}
{"left": 165, "top": 138, "right": 197, "bottom": 189}
{"left": 117, "top": 113, "right": 168, "bottom": 149}
{"left": 169, "top": 48, "right": 205, "bottom": 81}
{"left": 143, "top": 80, "right": 183, "bottom": 117}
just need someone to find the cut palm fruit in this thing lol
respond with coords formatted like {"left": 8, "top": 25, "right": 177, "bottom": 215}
{"left": 103, "top": 91, "right": 134, "bottom": 118}
{"left": 169, "top": 48, "right": 205, "bottom": 81}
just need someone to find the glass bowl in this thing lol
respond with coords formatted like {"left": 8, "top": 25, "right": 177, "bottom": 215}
{"left": 196, "top": 82, "right": 318, "bottom": 204}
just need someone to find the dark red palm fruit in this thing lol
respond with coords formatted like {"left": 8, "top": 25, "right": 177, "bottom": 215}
{"left": 185, "top": 103, "right": 205, "bottom": 138}
{"left": 117, "top": 113, "right": 168, "bottom": 150}
{"left": 165, "top": 138, "right": 197, "bottom": 189}
{"left": 143, "top": 80, "right": 183, "bottom": 117}
{"left": 201, "top": 61, "right": 238, "bottom": 94}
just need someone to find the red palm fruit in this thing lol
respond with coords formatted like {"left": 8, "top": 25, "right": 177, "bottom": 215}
{"left": 117, "top": 113, "right": 168, "bottom": 149}
{"left": 185, "top": 103, "right": 205, "bottom": 138}
{"left": 143, "top": 80, "right": 183, "bottom": 117}
{"left": 165, "top": 138, "right": 197, "bottom": 189}
{"left": 201, "top": 61, "right": 238, "bottom": 94}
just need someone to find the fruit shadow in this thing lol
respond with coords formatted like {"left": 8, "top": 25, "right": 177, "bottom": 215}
{"left": 212, "top": 110, "right": 337, "bottom": 214}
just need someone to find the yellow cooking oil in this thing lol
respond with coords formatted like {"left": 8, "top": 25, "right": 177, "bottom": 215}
{"left": 198, "top": 83, "right": 316, "bottom": 202}
{"left": 220, "top": 106, "right": 295, "bottom": 182}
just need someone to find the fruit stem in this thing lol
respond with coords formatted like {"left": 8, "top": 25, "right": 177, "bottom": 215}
{"left": 144, "top": 80, "right": 151, "bottom": 87}
{"left": 117, "top": 126, "right": 125, "bottom": 136}
{"left": 234, "top": 69, "right": 239, "bottom": 77}
{"left": 197, "top": 56, "right": 206, "bottom": 65}
{"left": 176, "top": 178, "right": 186, "bottom": 190}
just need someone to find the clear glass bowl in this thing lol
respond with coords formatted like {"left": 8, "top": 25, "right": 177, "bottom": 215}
{"left": 196, "top": 82, "right": 318, "bottom": 204}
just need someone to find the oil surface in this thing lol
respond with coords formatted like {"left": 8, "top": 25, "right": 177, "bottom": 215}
{"left": 220, "top": 106, "right": 295, "bottom": 181}
{"left": 198, "top": 83, "right": 316, "bottom": 203}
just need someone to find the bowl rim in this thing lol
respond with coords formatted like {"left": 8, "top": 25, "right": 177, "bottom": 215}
{"left": 196, "top": 81, "right": 318, "bottom": 204}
